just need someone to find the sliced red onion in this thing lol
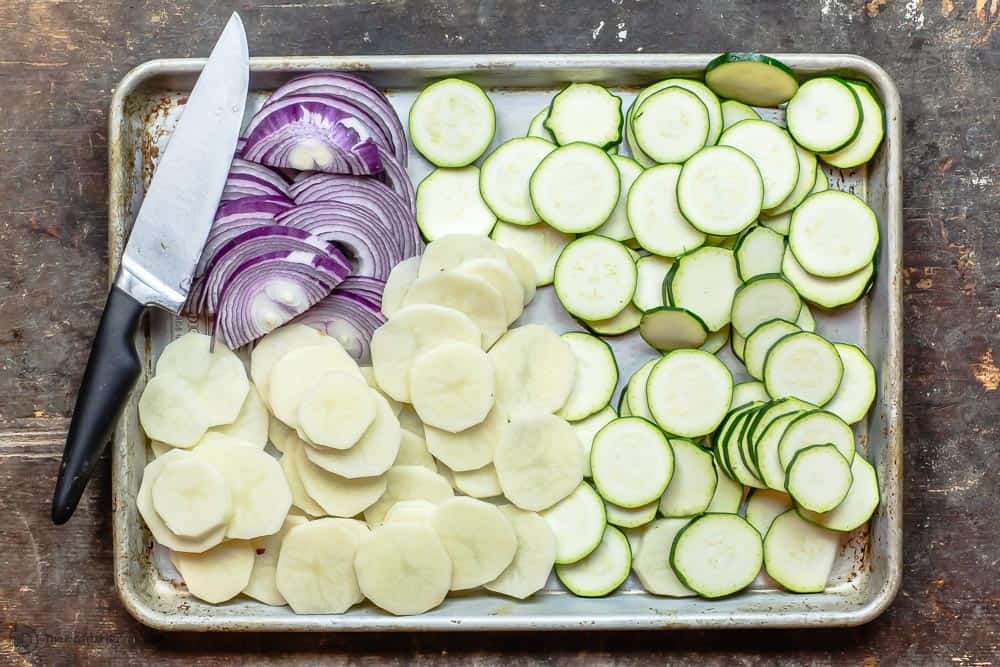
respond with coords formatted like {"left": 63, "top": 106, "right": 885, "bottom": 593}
{"left": 221, "top": 173, "right": 291, "bottom": 201}
{"left": 214, "top": 195, "right": 294, "bottom": 219}
{"left": 336, "top": 276, "right": 385, "bottom": 308}
{"left": 235, "top": 137, "right": 247, "bottom": 157}
{"left": 376, "top": 147, "right": 415, "bottom": 214}
{"left": 267, "top": 72, "right": 407, "bottom": 165}
{"left": 230, "top": 158, "right": 293, "bottom": 188}
{"left": 291, "top": 289, "right": 385, "bottom": 363}
{"left": 214, "top": 250, "right": 350, "bottom": 350}
{"left": 242, "top": 96, "right": 384, "bottom": 175}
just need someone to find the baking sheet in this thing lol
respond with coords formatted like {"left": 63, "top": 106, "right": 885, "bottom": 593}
{"left": 109, "top": 54, "right": 902, "bottom": 631}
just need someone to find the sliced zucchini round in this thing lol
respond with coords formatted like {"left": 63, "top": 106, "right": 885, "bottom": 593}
{"left": 530, "top": 143, "right": 620, "bottom": 233}
{"left": 731, "top": 330, "right": 747, "bottom": 361}
{"left": 526, "top": 107, "right": 556, "bottom": 142}
{"left": 632, "top": 255, "right": 674, "bottom": 311}
{"left": 591, "top": 417, "right": 674, "bottom": 508}
{"left": 409, "top": 78, "right": 495, "bottom": 167}
{"left": 766, "top": 142, "right": 818, "bottom": 216}
{"left": 626, "top": 79, "right": 723, "bottom": 166}
{"left": 545, "top": 83, "right": 623, "bottom": 149}
{"left": 721, "top": 99, "right": 762, "bottom": 130}
{"left": 735, "top": 225, "right": 786, "bottom": 281}
{"left": 763, "top": 509, "right": 839, "bottom": 593}
{"left": 745, "top": 488, "right": 794, "bottom": 537}
{"left": 605, "top": 499, "right": 658, "bottom": 528}
{"left": 416, "top": 166, "right": 497, "bottom": 240}
{"left": 582, "top": 304, "right": 642, "bottom": 336}
{"left": 747, "top": 395, "right": 815, "bottom": 447}
{"left": 624, "top": 358, "right": 657, "bottom": 422}
{"left": 632, "top": 87, "right": 710, "bottom": 163}
{"left": 700, "top": 324, "right": 731, "bottom": 354}
{"left": 667, "top": 246, "right": 741, "bottom": 332}
{"left": 730, "top": 274, "right": 802, "bottom": 338}
{"left": 541, "top": 481, "right": 608, "bottom": 564}
{"left": 676, "top": 147, "right": 763, "bottom": 236}
{"left": 718, "top": 119, "right": 799, "bottom": 210}
{"left": 789, "top": 190, "right": 879, "bottom": 278}
{"left": 555, "top": 525, "right": 631, "bottom": 597}
{"left": 659, "top": 439, "right": 718, "bottom": 517}
{"left": 553, "top": 235, "right": 637, "bottom": 320}
{"left": 628, "top": 164, "right": 707, "bottom": 257}
{"left": 785, "top": 77, "right": 862, "bottom": 153}
{"left": 704, "top": 52, "right": 799, "bottom": 107}
{"left": 778, "top": 409, "right": 855, "bottom": 470}
{"left": 639, "top": 307, "right": 709, "bottom": 352}
{"left": 744, "top": 319, "right": 801, "bottom": 381}
{"left": 763, "top": 331, "right": 844, "bottom": 406}
{"left": 731, "top": 380, "right": 770, "bottom": 409}
{"left": 759, "top": 211, "right": 792, "bottom": 236}
{"left": 594, "top": 155, "right": 643, "bottom": 241}
{"left": 647, "top": 349, "right": 733, "bottom": 438}
{"left": 479, "top": 137, "right": 555, "bottom": 225}
{"left": 821, "top": 80, "right": 885, "bottom": 169}
{"left": 632, "top": 518, "right": 696, "bottom": 597}
{"left": 558, "top": 332, "right": 619, "bottom": 422}
{"left": 706, "top": 460, "right": 745, "bottom": 513}
{"left": 797, "top": 453, "right": 879, "bottom": 531}
{"left": 824, "top": 343, "right": 877, "bottom": 425}
{"left": 571, "top": 406, "right": 618, "bottom": 478}
{"left": 795, "top": 303, "right": 817, "bottom": 332}
{"left": 786, "top": 443, "right": 853, "bottom": 513}
{"left": 755, "top": 411, "right": 804, "bottom": 491}
{"left": 781, "top": 250, "right": 875, "bottom": 309}
{"left": 671, "top": 513, "right": 763, "bottom": 598}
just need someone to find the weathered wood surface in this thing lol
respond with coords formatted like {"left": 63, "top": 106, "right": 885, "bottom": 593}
{"left": 1, "top": 0, "right": 998, "bottom": 664}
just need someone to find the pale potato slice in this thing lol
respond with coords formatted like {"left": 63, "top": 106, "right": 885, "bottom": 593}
{"left": 211, "top": 384, "right": 269, "bottom": 448}
{"left": 137, "top": 449, "right": 226, "bottom": 553}
{"left": 397, "top": 404, "right": 424, "bottom": 436}
{"left": 250, "top": 323, "right": 331, "bottom": 407}
{"left": 393, "top": 430, "right": 437, "bottom": 471}
{"left": 151, "top": 456, "right": 231, "bottom": 539}
{"left": 275, "top": 518, "right": 365, "bottom": 614}
{"left": 156, "top": 331, "right": 249, "bottom": 426}
{"left": 402, "top": 272, "right": 507, "bottom": 348}
{"left": 488, "top": 325, "right": 576, "bottom": 418}
{"left": 354, "top": 522, "right": 452, "bottom": 615}
{"left": 297, "top": 371, "right": 376, "bottom": 450}
{"left": 244, "top": 514, "right": 309, "bottom": 605}
{"left": 172, "top": 539, "right": 255, "bottom": 604}
{"left": 359, "top": 365, "right": 403, "bottom": 416}
{"left": 301, "top": 393, "right": 401, "bottom": 479}
{"left": 381, "top": 256, "right": 422, "bottom": 318}
{"left": 417, "top": 234, "right": 508, "bottom": 277}
{"left": 632, "top": 518, "right": 696, "bottom": 597}
{"left": 494, "top": 413, "right": 585, "bottom": 511}
{"left": 362, "top": 465, "right": 454, "bottom": 527}
{"left": 424, "top": 405, "right": 504, "bottom": 472}
{"left": 268, "top": 341, "right": 362, "bottom": 428}
{"left": 383, "top": 499, "right": 437, "bottom": 525}
{"left": 451, "top": 463, "right": 503, "bottom": 498}
{"left": 484, "top": 505, "right": 557, "bottom": 599}
{"left": 195, "top": 431, "right": 262, "bottom": 450}
{"left": 192, "top": 439, "right": 292, "bottom": 540}
{"left": 138, "top": 374, "right": 210, "bottom": 448}
{"left": 281, "top": 448, "right": 327, "bottom": 515}
{"left": 430, "top": 497, "right": 517, "bottom": 590}
{"left": 268, "top": 416, "right": 295, "bottom": 454}
{"left": 409, "top": 342, "right": 495, "bottom": 433}
{"left": 370, "top": 304, "right": 481, "bottom": 403}
{"left": 294, "top": 442, "right": 387, "bottom": 517}
{"left": 501, "top": 247, "right": 538, "bottom": 305}
{"left": 150, "top": 440, "right": 173, "bottom": 458}
{"left": 456, "top": 257, "right": 524, "bottom": 325}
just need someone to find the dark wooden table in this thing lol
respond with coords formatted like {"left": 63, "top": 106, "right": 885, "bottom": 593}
{"left": 2, "top": 0, "right": 998, "bottom": 663}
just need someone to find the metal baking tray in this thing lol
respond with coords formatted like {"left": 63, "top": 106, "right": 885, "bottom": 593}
{"left": 109, "top": 54, "right": 902, "bottom": 631}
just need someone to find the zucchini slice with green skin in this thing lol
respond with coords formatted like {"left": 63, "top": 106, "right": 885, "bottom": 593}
{"left": 731, "top": 330, "right": 747, "bottom": 361}
{"left": 671, "top": 513, "right": 763, "bottom": 598}
{"left": 639, "top": 307, "right": 709, "bottom": 352}
{"left": 618, "top": 390, "right": 632, "bottom": 417}
{"left": 554, "top": 235, "right": 637, "bottom": 321}
{"left": 706, "top": 459, "right": 745, "bottom": 513}
{"left": 795, "top": 303, "right": 817, "bottom": 332}
{"left": 730, "top": 274, "right": 802, "bottom": 338}
{"left": 530, "top": 143, "right": 620, "bottom": 233}
{"left": 700, "top": 325, "right": 731, "bottom": 354}
{"left": 755, "top": 411, "right": 805, "bottom": 491}
{"left": 744, "top": 319, "right": 802, "bottom": 381}
{"left": 786, "top": 77, "right": 862, "bottom": 153}
{"left": 789, "top": 190, "right": 879, "bottom": 278}
{"left": 781, "top": 250, "right": 875, "bottom": 309}
{"left": 591, "top": 417, "right": 674, "bottom": 508}
{"left": 676, "top": 147, "right": 763, "bottom": 236}
{"left": 594, "top": 155, "right": 643, "bottom": 241}
{"left": 797, "top": 453, "right": 880, "bottom": 531}
{"left": 748, "top": 396, "right": 815, "bottom": 454}
{"left": 725, "top": 407, "right": 768, "bottom": 488}
{"left": 632, "top": 518, "right": 696, "bottom": 597}
{"left": 778, "top": 409, "right": 855, "bottom": 470}
{"left": 735, "top": 226, "right": 786, "bottom": 281}
{"left": 821, "top": 80, "right": 885, "bottom": 168}
{"left": 718, "top": 119, "right": 799, "bottom": 210}
{"left": 763, "top": 331, "right": 844, "bottom": 406}
{"left": 731, "top": 380, "right": 770, "bottom": 410}
{"left": 627, "top": 79, "right": 723, "bottom": 166}
{"left": 409, "top": 78, "right": 496, "bottom": 167}
{"left": 558, "top": 332, "right": 619, "bottom": 422}
{"left": 745, "top": 488, "right": 794, "bottom": 537}
{"left": 647, "top": 350, "right": 733, "bottom": 438}
{"left": 713, "top": 401, "right": 763, "bottom": 480}
{"left": 544, "top": 83, "right": 624, "bottom": 149}
{"left": 571, "top": 406, "right": 618, "bottom": 478}
{"left": 667, "top": 246, "right": 742, "bottom": 332}
{"left": 480, "top": 137, "right": 555, "bottom": 225}
{"left": 555, "top": 525, "right": 631, "bottom": 597}
{"left": 541, "top": 482, "right": 608, "bottom": 565}
{"left": 526, "top": 107, "right": 556, "bottom": 142}
{"left": 491, "top": 221, "right": 573, "bottom": 287}
{"left": 760, "top": 165, "right": 828, "bottom": 235}
{"left": 632, "top": 255, "right": 674, "bottom": 311}
{"left": 625, "top": 358, "right": 658, "bottom": 422}
{"left": 582, "top": 304, "right": 642, "bottom": 337}
{"left": 786, "top": 444, "right": 853, "bottom": 513}
{"left": 632, "top": 87, "right": 710, "bottom": 163}
{"left": 763, "top": 509, "right": 839, "bottom": 593}
{"left": 628, "top": 164, "right": 707, "bottom": 257}
{"left": 415, "top": 167, "right": 497, "bottom": 241}
{"left": 765, "top": 142, "right": 818, "bottom": 216}
{"left": 659, "top": 439, "right": 718, "bottom": 517}
{"left": 605, "top": 499, "right": 658, "bottom": 528}
{"left": 721, "top": 99, "right": 762, "bottom": 130}
{"left": 824, "top": 343, "right": 877, "bottom": 425}
{"left": 705, "top": 53, "right": 799, "bottom": 107}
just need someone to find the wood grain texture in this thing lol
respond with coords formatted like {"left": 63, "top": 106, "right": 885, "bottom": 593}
{"left": 1, "top": 0, "right": 998, "bottom": 664}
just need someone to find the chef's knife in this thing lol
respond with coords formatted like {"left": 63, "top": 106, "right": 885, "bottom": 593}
{"left": 52, "top": 13, "right": 250, "bottom": 524}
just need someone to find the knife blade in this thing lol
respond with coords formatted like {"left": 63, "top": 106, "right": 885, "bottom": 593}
{"left": 52, "top": 13, "right": 250, "bottom": 524}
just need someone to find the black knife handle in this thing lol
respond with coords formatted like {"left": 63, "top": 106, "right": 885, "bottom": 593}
{"left": 52, "top": 286, "right": 146, "bottom": 525}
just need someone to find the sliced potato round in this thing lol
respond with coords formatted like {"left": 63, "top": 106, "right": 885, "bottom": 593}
{"left": 362, "top": 465, "right": 455, "bottom": 527}
{"left": 295, "top": 442, "right": 387, "bottom": 517}
{"left": 484, "top": 505, "right": 557, "bottom": 599}
{"left": 402, "top": 272, "right": 508, "bottom": 348}
{"left": 354, "top": 522, "right": 453, "bottom": 615}
{"left": 371, "top": 303, "right": 482, "bottom": 403}
{"left": 279, "top": 439, "right": 326, "bottom": 517}
{"left": 151, "top": 456, "right": 232, "bottom": 539}
{"left": 430, "top": 497, "right": 518, "bottom": 590}
{"left": 138, "top": 374, "right": 210, "bottom": 448}
{"left": 417, "top": 234, "right": 508, "bottom": 277}
{"left": 268, "top": 416, "right": 296, "bottom": 454}
{"left": 456, "top": 257, "right": 525, "bottom": 325}
{"left": 494, "top": 413, "right": 585, "bottom": 511}
{"left": 393, "top": 429, "right": 437, "bottom": 471}
{"left": 397, "top": 404, "right": 424, "bottom": 435}
{"left": 489, "top": 325, "right": 576, "bottom": 419}
{"left": 381, "top": 256, "right": 422, "bottom": 318}
{"left": 451, "top": 463, "right": 503, "bottom": 498}
{"left": 424, "top": 403, "right": 504, "bottom": 472}
{"left": 409, "top": 342, "right": 495, "bottom": 433}
{"left": 275, "top": 518, "right": 365, "bottom": 614}
{"left": 268, "top": 340, "right": 362, "bottom": 428}
{"left": 250, "top": 324, "right": 331, "bottom": 406}
{"left": 210, "top": 384, "right": 269, "bottom": 448}
{"left": 192, "top": 439, "right": 292, "bottom": 540}
{"left": 302, "top": 393, "right": 401, "bottom": 479}
{"left": 297, "top": 371, "right": 376, "bottom": 450}
{"left": 359, "top": 365, "right": 404, "bottom": 416}
{"left": 137, "top": 449, "right": 226, "bottom": 553}
{"left": 172, "top": 539, "right": 255, "bottom": 604}
{"left": 383, "top": 499, "right": 438, "bottom": 525}
{"left": 244, "top": 514, "right": 309, "bottom": 606}
{"left": 501, "top": 247, "right": 538, "bottom": 304}
{"left": 632, "top": 518, "right": 696, "bottom": 597}
{"left": 155, "top": 331, "right": 249, "bottom": 426}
